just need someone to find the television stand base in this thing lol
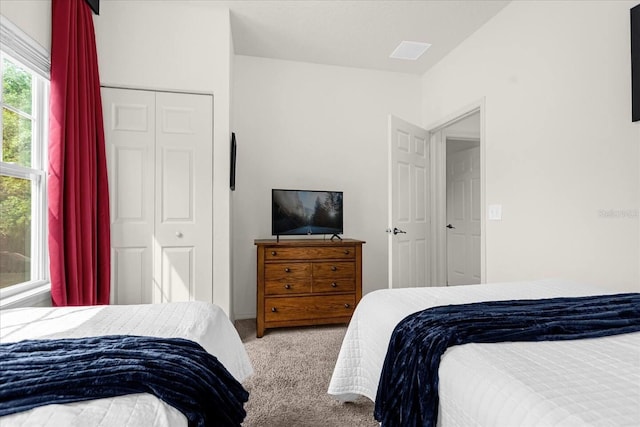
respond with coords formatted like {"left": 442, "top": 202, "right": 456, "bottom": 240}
{"left": 330, "top": 234, "right": 342, "bottom": 241}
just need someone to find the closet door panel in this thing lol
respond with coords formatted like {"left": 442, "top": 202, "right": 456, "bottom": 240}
{"left": 154, "top": 92, "right": 213, "bottom": 303}
{"left": 113, "top": 248, "right": 146, "bottom": 304}
{"left": 158, "top": 246, "right": 194, "bottom": 302}
{"left": 160, "top": 147, "right": 193, "bottom": 221}
{"left": 102, "top": 88, "right": 155, "bottom": 304}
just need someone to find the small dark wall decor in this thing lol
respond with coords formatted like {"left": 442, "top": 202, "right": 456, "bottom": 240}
{"left": 230, "top": 132, "right": 237, "bottom": 191}
{"left": 632, "top": 4, "right": 639, "bottom": 122}
{"left": 85, "top": 0, "right": 99, "bottom": 15}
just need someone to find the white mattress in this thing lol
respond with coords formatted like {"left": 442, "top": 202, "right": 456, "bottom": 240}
{"left": 0, "top": 301, "right": 253, "bottom": 427}
{"left": 328, "top": 279, "right": 640, "bottom": 426}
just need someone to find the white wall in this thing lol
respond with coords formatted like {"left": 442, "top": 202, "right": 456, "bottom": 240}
{"left": 0, "top": 0, "right": 51, "bottom": 50}
{"left": 94, "top": 1, "right": 235, "bottom": 314}
{"left": 422, "top": 0, "right": 640, "bottom": 291}
{"left": 232, "top": 55, "right": 421, "bottom": 319}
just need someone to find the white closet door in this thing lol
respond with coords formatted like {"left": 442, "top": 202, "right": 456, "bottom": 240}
{"left": 103, "top": 88, "right": 213, "bottom": 304}
{"left": 102, "top": 88, "right": 155, "bottom": 304}
{"left": 154, "top": 92, "right": 213, "bottom": 303}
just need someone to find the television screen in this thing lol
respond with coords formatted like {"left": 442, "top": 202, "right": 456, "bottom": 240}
{"left": 272, "top": 189, "right": 343, "bottom": 236}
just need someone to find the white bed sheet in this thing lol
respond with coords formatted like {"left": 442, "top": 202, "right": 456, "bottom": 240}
{"left": 327, "top": 279, "right": 640, "bottom": 426}
{"left": 0, "top": 301, "right": 253, "bottom": 427}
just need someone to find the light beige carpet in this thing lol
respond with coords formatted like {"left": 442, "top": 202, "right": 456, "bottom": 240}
{"left": 235, "top": 320, "right": 378, "bottom": 427}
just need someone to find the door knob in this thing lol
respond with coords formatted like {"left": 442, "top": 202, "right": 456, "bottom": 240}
{"left": 446, "top": 224, "right": 456, "bottom": 229}
{"left": 393, "top": 227, "right": 406, "bottom": 235}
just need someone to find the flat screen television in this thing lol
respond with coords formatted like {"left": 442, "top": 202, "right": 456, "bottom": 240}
{"left": 272, "top": 189, "right": 343, "bottom": 237}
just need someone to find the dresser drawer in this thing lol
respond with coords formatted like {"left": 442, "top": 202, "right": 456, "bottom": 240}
{"left": 313, "top": 262, "right": 355, "bottom": 278}
{"left": 265, "top": 278, "right": 312, "bottom": 295}
{"left": 264, "top": 263, "right": 311, "bottom": 280}
{"left": 265, "top": 246, "right": 356, "bottom": 261}
{"left": 264, "top": 295, "right": 356, "bottom": 322}
{"left": 312, "top": 278, "right": 356, "bottom": 293}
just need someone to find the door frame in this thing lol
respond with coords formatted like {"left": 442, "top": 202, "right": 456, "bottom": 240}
{"left": 425, "top": 98, "right": 486, "bottom": 286}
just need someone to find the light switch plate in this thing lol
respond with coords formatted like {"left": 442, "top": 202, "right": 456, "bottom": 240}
{"left": 488, "top": 204, "right": 502, "bottom": 220}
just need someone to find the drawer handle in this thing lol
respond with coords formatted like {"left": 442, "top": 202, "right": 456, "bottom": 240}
{"left": 271, "top": 307, "right": 277, "bottom": 312}
{"left": 331, "top": 266, "right": 337, "bottom": 271}
{"left": 331, "top": 282, "right": 337, "bottom": 288}
{"left": 284, "top": 284, "right": 291, "bottom": 289}
{"left": 271, "top": 251, "right": 277, "bottom": 256}
{"left": 344, "top": 303, "right": 350, "bottom": 309}
{"left": 284, "top": 267, "right": 291, "bottom": 273}
{"left": 344, "top": 250, "right": 350, "bottom": 255}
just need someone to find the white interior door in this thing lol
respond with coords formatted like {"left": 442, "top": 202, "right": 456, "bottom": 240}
{"left": 153, "top": 92, "right": 213, "bottom": 303}
{"left": 446, "top": 145, "right": 481, "bottom": 285}
{"left": 388, "top": 115, "right": 430, "bottom": 288}
{"left": 103, "top": 88, "right": 155, "bottom": 304}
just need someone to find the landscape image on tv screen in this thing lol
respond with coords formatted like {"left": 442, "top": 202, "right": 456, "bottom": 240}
{"left": 272, "top": 189, "right": 343, "bottom": 236}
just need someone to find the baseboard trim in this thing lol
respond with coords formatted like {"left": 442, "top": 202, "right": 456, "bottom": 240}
{"left": 234, "top": 312, "right": 257, "bottom": 321}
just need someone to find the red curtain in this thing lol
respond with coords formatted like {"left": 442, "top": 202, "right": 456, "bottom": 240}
{"left": 48, "top": 0, "right": 110, "bottom": 306}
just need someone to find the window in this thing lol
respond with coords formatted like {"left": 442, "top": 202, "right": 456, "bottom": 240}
{"left": 0, "top": 17, "right": 50, "bottom": 299}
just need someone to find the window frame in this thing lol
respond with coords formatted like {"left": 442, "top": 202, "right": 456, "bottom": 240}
{"left": 0, "top": 16, "right": 50, "bottom": 305}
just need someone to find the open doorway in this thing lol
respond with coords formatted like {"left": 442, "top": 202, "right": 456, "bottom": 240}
{"left": 387, "top": 103, "right": 484, "bottom": 289}
{"left": 427, "top": 104, "right": 484, "bottom": 287}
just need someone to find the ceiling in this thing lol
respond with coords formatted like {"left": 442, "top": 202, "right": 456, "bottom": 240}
{"left": 222, "top": 0, "right": 511, "bottom": 75}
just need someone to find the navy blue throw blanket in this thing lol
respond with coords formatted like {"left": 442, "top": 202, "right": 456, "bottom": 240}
{"left": 374, "top": 293, "right": 640, "bottom": 427}
{"left": 0, "top": 335, "right": 249, "bottom": 427}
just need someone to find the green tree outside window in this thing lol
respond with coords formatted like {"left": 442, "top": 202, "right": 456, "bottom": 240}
{"left": 1, "top": 58, "right": 34, "bottom": 287}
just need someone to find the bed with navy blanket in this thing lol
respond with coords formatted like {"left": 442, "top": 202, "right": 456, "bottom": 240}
{"left": 328, "top": 280, "right": 640, "bottom": 426}
{"left": 0, "top": 302, "right": 253, "bottom": 427}
{"left": 375, "top": 293, "right": 640, "bottom": 427}
{"left": 0, "top": 335, "right": 248, "bottom": 427}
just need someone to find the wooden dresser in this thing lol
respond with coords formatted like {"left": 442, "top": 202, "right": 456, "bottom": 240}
{"left": 255, "top": 238, "right": 365, "bottom": 337}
